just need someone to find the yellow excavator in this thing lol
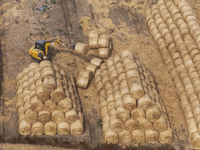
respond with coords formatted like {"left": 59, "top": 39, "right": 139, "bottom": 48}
{"left": 29, "top": 39, "right": 64, "bottom": 61}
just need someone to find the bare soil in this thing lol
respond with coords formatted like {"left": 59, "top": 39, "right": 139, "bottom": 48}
{"left": 0, "top": 0, "right": 199, "bottom": 149}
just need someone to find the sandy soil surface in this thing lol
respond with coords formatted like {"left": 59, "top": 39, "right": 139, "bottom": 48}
{"left": 0, "top": 0, "right": 200, "bottom": 149}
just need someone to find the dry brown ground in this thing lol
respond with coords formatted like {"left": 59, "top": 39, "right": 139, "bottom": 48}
{"left": 1, "top": 0, "right": 200, "bottom": 149}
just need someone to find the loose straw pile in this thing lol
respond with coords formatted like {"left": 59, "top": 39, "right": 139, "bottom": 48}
{"left": 146, "top": 0, "right": 200, "bottom": 148}
{"left": 94, "top": 51, "right": 172, "bottom": 146}
{"left": 16, "top": 60, "right": 84, "bottom": 135}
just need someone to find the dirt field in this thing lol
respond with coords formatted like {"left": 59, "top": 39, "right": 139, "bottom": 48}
{"left": 1, "top": 0, "right": 200, "bottom": 149}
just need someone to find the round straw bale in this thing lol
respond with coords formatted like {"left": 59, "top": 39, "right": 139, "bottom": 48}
{"left": 90, "top": 57, "right": 103, "bottom": 67}
{"left": 30, "top": 96, "right": 43, "bottom": 112}
{"left": 121, "top": 50, "right": 133, "bottom": 58}
{"left": 29, "top": 62, "right": 39, "bottom": 71}
{"left": 138, "top": 95, "right": 153, "bottom": 110}
{"left": 71, "top": 119, "right": 84, "bottom": 135}
{"left": 104, "top": 128, "right": 118, "bottom": 144}
{"left": 19, "top": 119, "right": 31, "bottom": 135}
{"left": 125, "top": 119, "right": 137, "bottom": 131}
{"left": 58, "top": 97, "right": 72, "bottom": 112}
{"left": 44, "top": 121, "right": 57, "bottom": 135}
{"left": 126, "top": 69, "right": 140, "bottom": 79}
{"left": 130, "top": 83, "right": 144, "bottom": 100}
{"left": 122, "top": 94, "right": 136, "bottom": 110}
{"left": 36, "top": 86, "right": 50, "bottom": 102}
{"left": 89, "top": 37, "right": 98, "bottom": 49}
{"left": 57, "top": 122, "right": 70, "bottom": 135}
{"left": 113, "top": 55, "right": 121, "bottom": 64}
{"left": 86, "top": 63, "right": 99, "bottom": 74}
{"left": 106, "top": 57, "right": 114, "bottom": 68}
{"left": 44, "top": 100, "right": 57, "bottom": 112}
{"left": 119, "top": 130, "right": 132, "bottom": 145}
{"left": 159, "top": 129, "right": 173, "bottom": 144}
{"left": 40, "top": 60, "right": 52, "bottom": 70}
{"left": 132, "top": 130, "right": 145, "bottom": 144}
{"left": 88, "top": 31, "right": 99, "bottom": 38}
{"left": 51, "top": 87, "right": 65, "bottom": 102}
{"left": 118, "top": 72, "right": 126, "bottom": 82}
{"left": 34, "top": 72, "right": 41, "bottom": 83}
{"left": 31, "top": 122, "right": 44, "bottom": 135}
{"left": 52, "top": 110, "right": 65, "bottom": 124}
{"left": 116, "top": 107, "right": 130, "bottom": 122}
{"left": 17, "top": 73, "right": 23, "bottom": 83}
{"left": 65, "top": 109, "right": 79, "bottom": 123}
{"left": 138, "top": 118, "right": 153, "bottom": 131}
{"left": 38, "top": 110, "right": 51, "bottom": 124}
{"left": 29, "top": 83, "right": 35, "bottom": 91}
{"left": 43, "top": 76, "right": 56, "bottom": 91}
{"left": 98, "top": 36, "right": 110, "bottom": 48}
{"left": 25, "top": 109, "right": 38, "bottom": 124}
{"left": 110, "top": 118, "right": 123, "bottom": 133}
{"left": 146, "top": 106, "right": 161, "bottom": 122}
{"left": 191, "top": 134, "right": 200, "bottom": 148}
{"left": 41, "top": 67, "right": 54, "bottom": 78}
{"left": 76, "top": 76, "right": 89, "bottom": 89}
{"left": 153, "top": 116, "right": 168, "bottom": 132}
{"left": 74, "top": 43, "right": 89, "bottom": 55}
{"left": 98, "top": 48, "right": 110, "bottom": 59}
{"left": 145, "top": 130, "right": 159, "bottom": 143}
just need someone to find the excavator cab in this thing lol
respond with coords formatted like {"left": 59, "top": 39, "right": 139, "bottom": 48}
{"left": 29, "top": 39, "right": 63, "bottom": 61}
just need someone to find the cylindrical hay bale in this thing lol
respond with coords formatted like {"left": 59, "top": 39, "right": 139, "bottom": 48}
{"left": 110, "top": 119, "right": 123, "bottom": 133}
{"left": 119, "top": 130, "right": 132, "bottom": 145}
{"left": 44, "top": 121, "right": 57, "bottom": 135}
{"left": 58, "top": 97, "right": 72, "bottom": 112}
{"left": 130, "top": 83, "right": 144, "bottom": 100}
{"left": 58, "top": 122, "right": 70, "bottom": 135}
{"left": 51, "top": 87, "right": 65, "bottom": 103}
{"left": 25, "top": 110, "right": 38, "bottom": 124}
{"left": 125, "top": 119, "right": 137, "bottom": 131}
{"left": 89, "top": 37, "right": 98, "bottom": 49}
{"left": 30, "top": 96, "right": 43, "bottom": 112}
{"left": 90, "top": 57, "right": 103, "bottom": 66}
{"left": 106, "top": 57, "right": 114, "bottom": 68}
{"left": 44, "top": 100, "right": 57, "bottom": 112}
{"left": 159, "top": 129, "right": 173, "bottom": 144}
{"left": 138, "top": 118, "right": 153, "bottom": 131}
{"left": 126, "top": 69, "right": 139, "bottom": 78}
{"left": 36, "top": 86, "right": 50, "bottom": 102}
{"left": 43, "top": 76, "right": 56, "bottom": 91}
{"left": 191, "top": 135, "right": 200, "bottom": 148}
{"left": 98, "top": 37, "right": 109, "bottom": 48}
{"left": 104, "top": 128, "right": 118, "bottom": 144}
{"left": 146, "top": 106, "right": 161, "bottom": 122}
{"left": 145, "top": 130, "right": 159, "bottom": 143}
{"left": 74, "top": 43, "right": 89, "bottom": 55}
{"left": 29, "top": 83, "right": 35, "bottom": 91}
{"left": 98, "top": 48, "right": 110, "bottom": 59}
{"left": 153, "top": 116, "right": 168, "bottom": 132}
{"left": 29, "top": 62, "right": 39, "bottom": 70}
{"left": 122, "top": 94, "right": 136, "bottom": 110}
{"left": 17, "top": 73, "right": 23, "bottom": 83}
{"left": 116, "top": 107, "right": 130, "bottom": 122}
{"left": 132, "top": 130, "right": 145, "bottom": 144}
{"left": 52, "top": 110, "right": 65, "bottom": 124}
{"left": 138, "top": 95, "right": 153, "bottom": 110}
{"left": 86, "top": 63, "right": 99, "bottom": 74}
{"left": 41, "top": 67, "right": 55, "bottom": 78}
{"left": 34, "top": 72, "right": 41, "bottom": 83}
{"left": 88, "top": 31, "right": 99, "bottom": 38}
{"left": 71, "top": 119, "right": 84, "bottom": 135}
{"left": 65, "top": 109, "right": 79, "bottom": 123}
{"left": 76, "top": 76, "right": 89, "bottom": 89}
{"left": 38, "top": 110, "right": 51, "bottom": 124}
{"left": 31, "top": 122, "right": 44, "bottom": 135}
{"left": 19, "top": 119, "right": 31, "bottom": 135}
{"left": 79, "top": 70, "right": 93, "bottom": 79}
{"left": 39, "top": 60, "right": 52, "bottom": 70}
{"left": 121, "top": 50, "right": 133, "bottom": 58}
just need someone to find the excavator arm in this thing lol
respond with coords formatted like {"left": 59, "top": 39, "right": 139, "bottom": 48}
{"left": 44, "top": 39, "right": 63, "bottom": 59}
